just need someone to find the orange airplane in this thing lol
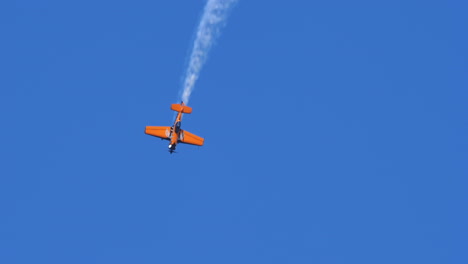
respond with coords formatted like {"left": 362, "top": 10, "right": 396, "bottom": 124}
{"left": 145, "top": 102, "right": 204, "bottom": 153}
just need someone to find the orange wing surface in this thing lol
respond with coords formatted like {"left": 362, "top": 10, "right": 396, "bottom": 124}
{"left": 179, "top": 130, "right": 204, "bottom": 146}
{"left": 145, "top": 126, "right": 171, "bottom": 139}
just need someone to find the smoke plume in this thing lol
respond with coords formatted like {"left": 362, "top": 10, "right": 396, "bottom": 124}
{"left": 180, "top": 0, "right": 238, "bottom": 104}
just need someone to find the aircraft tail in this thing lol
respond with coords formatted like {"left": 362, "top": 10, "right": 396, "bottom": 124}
{"left": 171, "top": 103, "right": 192, "bottom": 114}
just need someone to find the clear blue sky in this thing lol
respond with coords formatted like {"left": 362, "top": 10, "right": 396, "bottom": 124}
{"left": 1, "top": 1, "right": 467, "bottom": 263}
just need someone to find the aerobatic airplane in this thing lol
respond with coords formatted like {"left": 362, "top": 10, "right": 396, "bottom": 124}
{"left": 145, "top": 102, "right": 204, "bottom": 154}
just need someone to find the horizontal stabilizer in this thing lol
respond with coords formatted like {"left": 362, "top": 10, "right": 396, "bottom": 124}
{"left": 145, "top": 126, "right": 171, "bottom": 139}
{"left": 171, "top": 104, "right": 192, "bottom": 114}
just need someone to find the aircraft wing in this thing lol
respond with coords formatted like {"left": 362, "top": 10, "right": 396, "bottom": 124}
{"left": 145, "top": 126, "right": 171, "bottom": 139}
{"left": 179, "top": 130, "right": 204, "bottom": 146}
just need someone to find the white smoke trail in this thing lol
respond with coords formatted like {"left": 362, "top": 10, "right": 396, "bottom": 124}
{"left": 180, "top": 0, "right": 238, "bottom": 104}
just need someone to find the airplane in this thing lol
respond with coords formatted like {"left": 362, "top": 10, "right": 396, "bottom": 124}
{"left": 145, "top": 102, "right": 204, "bottom": 154}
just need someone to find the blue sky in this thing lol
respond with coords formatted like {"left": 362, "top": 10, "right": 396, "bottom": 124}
{"left": 1, "top": 0, "right": 467, "bottom": 263}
